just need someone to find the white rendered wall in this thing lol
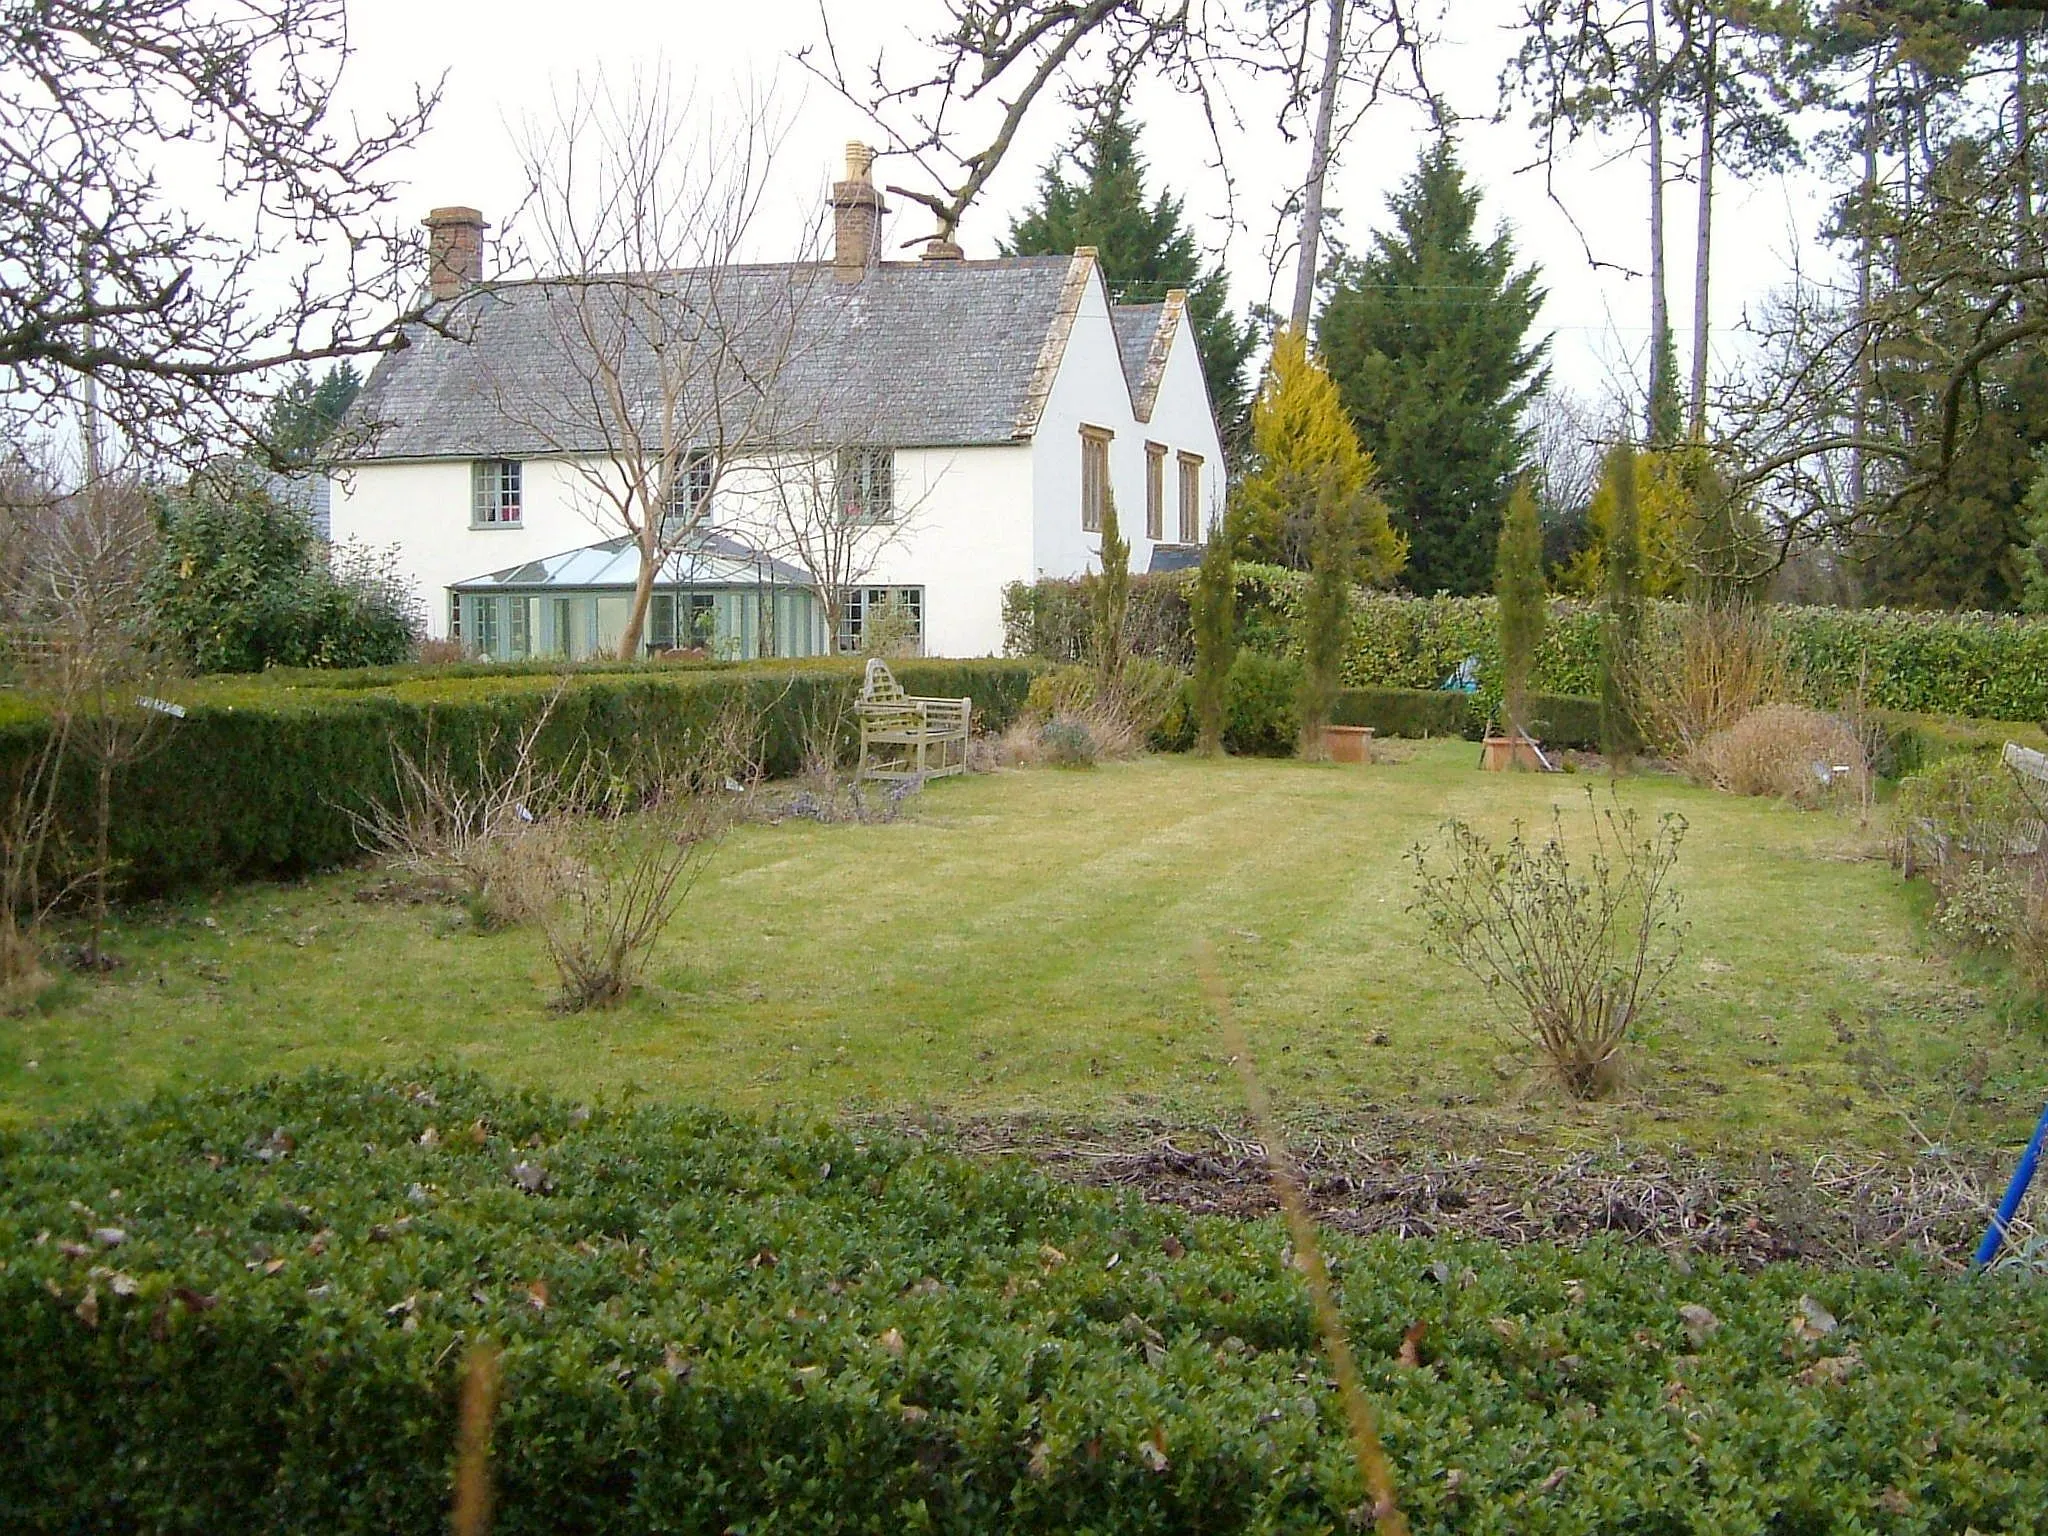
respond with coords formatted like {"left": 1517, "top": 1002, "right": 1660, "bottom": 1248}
{"left": 330, "top": 457, "right": 644, "bottom": 639}
{"left": 853, "top": 445, "right": 1034, "bottom": 658}
{"left": 1142, "top": 307, "right": 1229, "bottom": 541}
{"left": 1029, "top": 270, "right": 1227, "bottom": 581}
{"left": 332, "top": 445, "right": 1036, "bottom": 655}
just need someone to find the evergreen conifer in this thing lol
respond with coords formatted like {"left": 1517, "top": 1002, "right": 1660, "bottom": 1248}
{"left": 1233, "top": 330, "right": 1404, "bottom": 582}
{"left": 1599, "top": 443, "right": 1646, "bottom": 768}
{"left": 1495, "top": 476, "right": 1546, "bottom": 740}
{"left": 1318, "top": 140, "right": 1548, "bottom": 596}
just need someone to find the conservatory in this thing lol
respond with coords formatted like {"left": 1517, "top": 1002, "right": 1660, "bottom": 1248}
{"left": 448, "top": 534, "right": 829, "bottom": 662}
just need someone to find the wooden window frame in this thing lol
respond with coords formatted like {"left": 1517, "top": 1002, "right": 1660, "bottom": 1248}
{"left": 1143, "top": 442, "right": 1166, "bottom": 540}
{"left": 470, "top": 459, "right": 522, "bottom": 527}
{"left": 836, "top": 446, "right": 895, "bottom": 524}
{"left": 1177, "top": 451, "right": 1204, "bottom": 544}
{"left": 1080, "top": 425, "right": 1112, "bottom": 533}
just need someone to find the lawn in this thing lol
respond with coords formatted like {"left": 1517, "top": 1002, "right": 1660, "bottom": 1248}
{"left": 4, "top": 742, "right": 2041, "bottom": 1154}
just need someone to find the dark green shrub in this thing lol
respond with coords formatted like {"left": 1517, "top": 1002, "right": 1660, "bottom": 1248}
{"left": 1331, "top": 687, "right": 1474, "bottom": 739}
{"left": 6, "top": 1071, "right": 2048, "bottom": 1534}
{"left": 0, "top": 660, "right": 1035, "bottom": 896}
{"left": 1495, "top": 477, "right": 1546, "bottom": 736}
{"left": 145, "top": 476, "right": 416, "bottom": 672}
{"left": 1223, "top": 651, "right": 1301, "bottom": 755}
{"left": 1190, "top": 531, "right": 1235, "bottom": 755}
{"left": 1600, "top": 443, "right": 1646, "bottom": 765}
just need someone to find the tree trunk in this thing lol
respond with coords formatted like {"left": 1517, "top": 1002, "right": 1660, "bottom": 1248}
{"left": 618, "top": 529, "right": 658, "bottom": 660}
{"left": 1645, "top": 0, "right": 1670, "bottom": 444}
{"left": 1689, "top": 18, "right": 1716, "bottom": 441}
{"left": 1850, "top": 57, "right": 1878, "bottom": 512}
{"left": 2020, "top": 27, "right": 2036, "bottom": 272}
{"left": 1288, "top": 0, "right": 1347, "bottom": 337}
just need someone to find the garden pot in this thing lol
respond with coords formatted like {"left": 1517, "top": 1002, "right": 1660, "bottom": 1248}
{"left": 1323, "top": 725, "right": 1375, "bottom": 764}
{"left": 1481, "top": 734, "right": 1546, "bottom": 772}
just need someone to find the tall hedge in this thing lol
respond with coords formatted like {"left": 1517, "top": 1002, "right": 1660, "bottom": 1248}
{"left": 0, "top": 659, "right": 1034, "bottom": 896}
{"left": 6, "top": 1070, "right": 2048, "bottom": 1534}
{"left": 1008, "top": 572, "right": 2048, "bottom": 724}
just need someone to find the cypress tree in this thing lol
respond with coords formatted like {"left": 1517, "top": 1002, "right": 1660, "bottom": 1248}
{"left": 1190, "top": 522, "right": 1235, "bottom": 755}
{"left": 1007, "top": 111, "right": 1258, "bottom": 455}
{"left": 1600, "top": 443, "right": 1646, "bottom": 768}
{"left": 1495, "top": 476, "right": 1546, "bottom": 740}
{"left": 1092, "top": 490, "right": 1130, "bottom": 688}
{"left": 1318, "top": 139, "right": 1548, "bottom": 596}
{"left": 1296, "top": 469, "right": 1358, "bottom": 758}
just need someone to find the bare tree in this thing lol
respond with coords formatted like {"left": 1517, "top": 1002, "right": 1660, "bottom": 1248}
{"left": 728, "top": 431, "right": 931, "bottom": 657}
{"left": 500, "top": 72, "right": 820, "bottom": 660}
{"left": 800, "top": 1, "right": 1220, "bottom": 250}
{"left": 1, "top": 0, "right": 443, "bottom": 464}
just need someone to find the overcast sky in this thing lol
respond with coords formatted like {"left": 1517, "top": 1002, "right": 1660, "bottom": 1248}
{"left": 336, "top": 0, "right": 1836, "bottom": 404}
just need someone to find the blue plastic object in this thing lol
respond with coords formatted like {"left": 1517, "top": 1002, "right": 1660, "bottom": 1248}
{"left": 1975, "top": 1096, "right": 2048, "bottom": 1269}
{"left": 1440, "top": 657, "right": 1480, "bottom": 694}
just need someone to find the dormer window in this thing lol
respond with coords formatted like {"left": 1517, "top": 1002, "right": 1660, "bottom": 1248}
{"left": 471, "top": 459, "right": 522, "bottom": 527}
{"left": 837, "top": 447, "right": 893, "bottom": 523}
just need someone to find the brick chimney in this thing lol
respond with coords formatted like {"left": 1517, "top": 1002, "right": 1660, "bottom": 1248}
{"left": 828, "top": 144, "right": 886, "bottom": 280}
{"left": 423, "top": 207, "right": 488, "bottom": 301}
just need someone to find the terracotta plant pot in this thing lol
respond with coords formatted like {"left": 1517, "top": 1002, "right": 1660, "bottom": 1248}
{"left": 1480, "top": 734, "right": 1547, "bottom": 772}
{"left": 1323, "top": 725, "right": 1375, "bottom": 764}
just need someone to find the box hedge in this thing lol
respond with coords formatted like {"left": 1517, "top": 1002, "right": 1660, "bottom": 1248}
{"left": 3, "top": 1070, "right": 2047, "bottom": 1533}
{"left": 0, "top": 659, "right": 1034, "bottom": 896}
{"left": 1008, "top": 572, "right": 2048, "bottom": 725}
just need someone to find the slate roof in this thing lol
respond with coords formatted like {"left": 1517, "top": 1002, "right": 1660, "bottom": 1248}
{"left": 1109, "top": 304, "right": 1163, "bottom": 401}
{"left": 1146, "top": 543, "right": 1203, "bottom": 574}
{"left": 452, "top": 531, "right": 811, "bottom": 592}
{"left": 344, "top": 256, "right": 1083, "bottom": 461}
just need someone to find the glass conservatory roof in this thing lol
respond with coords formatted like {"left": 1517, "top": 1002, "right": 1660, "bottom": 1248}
{"left": 451, "top": 533, "right": 812, "bottom": 593}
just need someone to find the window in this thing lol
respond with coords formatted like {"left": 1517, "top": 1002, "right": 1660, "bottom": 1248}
{"left": 471, "top": 459, "right": 522, "bottom": 526}
{"left": 1177, "top": 452, "right": 1204, "bottom": 544}
{"left": 509, "top": 596, "right": 530, "bottom": 657}
{"left": 449, "top": 593, "right": 462, "bottom": 643}
{"left": 1080, "top": 426, "right": 1112, "bottom": 532}
{"left": 838, "top": 585, "right": 923, "bottom": 655}
{"left": 836, "top": 447, "right": 894, "bottom": 522}
{"left": 472, "top": 596, "right": 500, "bottom": 656}
{"left": 1144, "top": 442, "right": 1166, "bottom": 540}
{"left": 663, "top": 449, "right": 716, "bottom": 537}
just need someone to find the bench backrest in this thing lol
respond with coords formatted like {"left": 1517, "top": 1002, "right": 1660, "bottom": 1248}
{"left": 862, "top": 658, "right": 906, "bottom": 705}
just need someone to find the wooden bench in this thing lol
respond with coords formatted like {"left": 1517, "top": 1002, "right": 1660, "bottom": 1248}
{"left": 857, "top": 659, "right": 971, "bottom": 781}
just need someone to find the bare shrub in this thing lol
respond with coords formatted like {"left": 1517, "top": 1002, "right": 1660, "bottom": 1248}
{"left": 1631, "top": 603, "right": 1791, "bottom": 775}
{"left": 1411, "top": 793, "right": 1688, "bottom": 1100}
{"left": 1695, "top": 704, "right": 1868, "bottom": 807}
{"left": 1011, "top": 661, "right": 1170, "bottom": 764}
{"left": 0, "top": 722, "right": 70, "bottom": 1010}
{"left": 534, "top": 705, "right": 757, "bottom": 1011}
{"left": 414, "top": 637, "right": 471, "bottom": 666}
{"left": 348, "top": 693, "right": 566, "bottom": 930}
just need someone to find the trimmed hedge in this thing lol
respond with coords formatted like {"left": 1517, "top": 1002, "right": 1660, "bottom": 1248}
{"left": 0, "top": 659, "right": 1034, "bottom": 896}
{"left": 5, "top": 1070, "right": 2048, "bottom": 1533}
{"left": 1009, "top": 572, "right": 2048, "bottom": 724}
{"left": 1327, "top": 689, "right": 1601, "bottom": 748}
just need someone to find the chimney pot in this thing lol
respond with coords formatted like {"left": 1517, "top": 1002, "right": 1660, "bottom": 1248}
{"left": 920, "top": 237, "right": 964, "bottom": 263}
{"left": 828, "top": 146, "right": 886, "bottom": 281}
{"left": 423, "top": 206, "right": 488, "bottom": 301}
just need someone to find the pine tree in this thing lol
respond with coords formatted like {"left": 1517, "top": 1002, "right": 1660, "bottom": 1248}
{"left": 1318, "top": 139, "right": 1548, "bottom": 597}
{"left": 1232, "top": 329, "right": 1404, "bottom": 582}
{"left": 1190, "top": 526, "right": 1235, "bottom": 755}
{"left": 1006, "top": 111, "right": 1258, "bottom": 454}
{"left": 1496, "top": 476, "right": 1547, "bottom": 740}
{"left": 1092, "top": 489, "right": 1130, "bottom": 687}
{"left": 1599, "top": 443, "right": 1646, "bottom": 769}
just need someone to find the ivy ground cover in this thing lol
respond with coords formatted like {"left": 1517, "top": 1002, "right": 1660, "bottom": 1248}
{"left": 3, "top": 1069, "right": 2045, "bottom": 1533}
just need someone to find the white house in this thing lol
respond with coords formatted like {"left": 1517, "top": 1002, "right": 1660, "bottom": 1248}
{"left": 330, "top": 146, "right": 1226, "bottom": 660}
